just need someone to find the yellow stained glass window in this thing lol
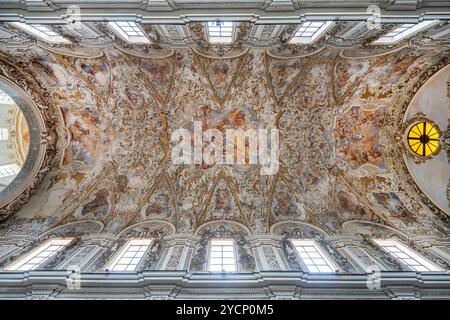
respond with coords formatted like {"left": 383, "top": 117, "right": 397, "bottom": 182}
{"left": 407, "top": 121, "right": 440, "bottom": 157}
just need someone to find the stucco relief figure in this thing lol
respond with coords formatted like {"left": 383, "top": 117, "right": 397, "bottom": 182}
{"left": 335, "top": 106, "right": 385, "bottom": 169}
{"left": 81, "top": 189, "right": 111, "bottom": 219}
{"left": 297, "top": 165, "right": 320, "bottom": 191}
{"left": 372, "top": 192, "right": 417, "bottom": 225}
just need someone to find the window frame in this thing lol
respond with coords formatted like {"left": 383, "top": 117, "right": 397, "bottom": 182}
{"left": 5, "top": 238, "right": 74, "bottom": 271}
{"left": 107, "top": 21, "right": 151, "bottom": 44}
{"left": 289, "top": 21, "right": 334, "bottom": 44}
{"left": 105, "top": 238, "right": 153, "bottom": 272}
{"left": 373, "top": 239, "right": 443, "bottom": 272}
{"left": 207, "top": 238, "right": 238, "bottom": 272}
{"left": 206, "top": 21, "right": 235, "bottom": 44}
{"left": 290, "top": 239, "right": 340, "bottom": 273}
{"left": 9, "top": 22, "right": 71, "bottom": 44}
{"left": 372, "top": 20, "right": 438, "bottom": 45}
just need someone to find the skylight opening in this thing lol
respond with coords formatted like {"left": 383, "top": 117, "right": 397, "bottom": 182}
{"left": 372, "top": 20, "right": 438, "bottom": 45}
{"left": 373, "top": 239, "right": 443, "bottom": 272}
{"left": 5, "top": 238, "right": 74, "bottom": 271}
{"left": 9, "top": 23, "right": 71, "bottom": 44}
{"left": 289, "top": 21, "right": 334, "bottom": 44}
{"left": 207, "top": 21, "right": 234, "bottom": 44}
{"left": 291, "top": 239, "right": 338, "bottom": 273}
{"left": 108, "top": 21, "right": 151, "bottom": 44}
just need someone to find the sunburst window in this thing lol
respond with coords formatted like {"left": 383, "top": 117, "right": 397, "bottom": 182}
{"left": 407, "top": 121, "right": 440, "bottom": 157}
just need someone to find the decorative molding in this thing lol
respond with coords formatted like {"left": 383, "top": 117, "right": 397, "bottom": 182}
{"left": 0, "top": 59, "right": 63, "bottom": 222}
{"left": 0, "top": 270, "right": 449, "bottom": 300}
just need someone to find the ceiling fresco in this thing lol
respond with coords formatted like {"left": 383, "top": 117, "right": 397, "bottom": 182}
{"left": 0, "top": 42, "right": 448, "bottom": 239}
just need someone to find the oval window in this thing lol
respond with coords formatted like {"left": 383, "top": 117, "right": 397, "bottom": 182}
{"left": 0, "top": 89, "right": 29, "bottom": 193}
{"left": 406, "top": 121, "right": 440, "bottom": 157}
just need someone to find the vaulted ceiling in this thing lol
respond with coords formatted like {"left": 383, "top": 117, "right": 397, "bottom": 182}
{"left": 0, "top": 1, "right": 448, "bottom": 239}
{"left": 0, "top": 41, "right": 448, "bottom": 239}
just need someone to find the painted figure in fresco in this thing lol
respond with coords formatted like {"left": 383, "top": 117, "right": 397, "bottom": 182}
{"left": 335, "top": 106, "right": 385, "bottom": 169}
{"left": 30, "top": 56, "right": 64, "bottom": 87}
{"left": 125, "top": 87, "right": 145, "bottom": 110}
{"left": 142, "top": 60, "right": 171, "bottom": 84}
{"left": 373, "top": 192, "right": 417, "bottom": 225}
{"left": 272, "top": 60, "right": 300, "bottom": 88}
{"left": 66, "top": 118, "right": 92, "bottom": 164}
{"left": 335, "top": 62, "right": 352, "bottom": 87}
{"left": 298, "top": 165, "right": 320, "bottom": 190}
{"left": 211, "top": 62, "right": 229, "bottom": 89}
{"left": 146, "top": 193, "right": 171, "bottom": 218}
{"left": 64, "top": 108, "right": 113, "bottom": 166}
{"left": 273, "top": 191, "right": 300, "bottom": 217}
{"left": 214, "top": 188, "right": 233, "bottom": 215}
{"left": 80, "top": 62, "right": 107, "bottom": 77}
{"left": 81, "top": 189, "right": 110, "bottom": 218}
{"left": 337, "top": 190, "right": 368, "bottom": 220}
{"left": 386, "top": 54, "right": 416, "bottom": 83}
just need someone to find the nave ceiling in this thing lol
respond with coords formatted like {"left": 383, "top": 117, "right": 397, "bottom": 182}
{"left": 0, "top": 22, "right": 448, "bottom": 240}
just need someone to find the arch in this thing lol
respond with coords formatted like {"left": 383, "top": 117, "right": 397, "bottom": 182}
{"left": 194, "top": 220, "right": 252, "bottom": 236}
{"left": 191, "top": 220, "right": 255, "bottom": 273}
{"left": 270, "top": 220, "right": 329, "bottom": 237}
{"left": 39, "top": 220, "right": 104, "bottom": 240}
{"left": 342, "top": 220, "right": 408, "bottom": 239}
{"left": 117, "top": 220, "right": 175, "bottom": 237}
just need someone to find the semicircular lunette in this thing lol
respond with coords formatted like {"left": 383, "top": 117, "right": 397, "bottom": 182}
{"left": 401, "top": 64, "right": 450, "bottom": 215}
